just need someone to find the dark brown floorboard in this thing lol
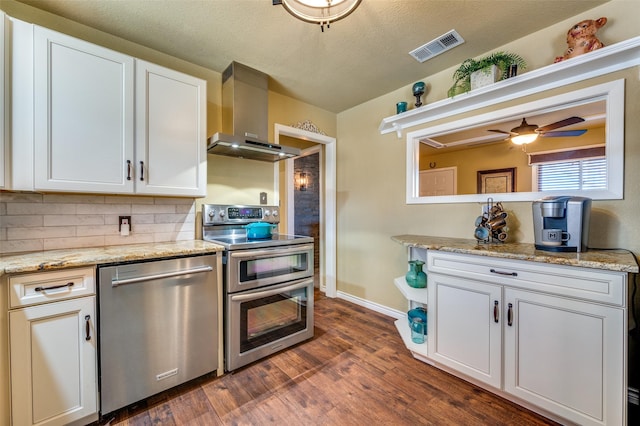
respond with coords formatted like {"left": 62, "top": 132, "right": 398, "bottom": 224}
{"left": 105, "top": 289, "right": 558, "bottom": 425}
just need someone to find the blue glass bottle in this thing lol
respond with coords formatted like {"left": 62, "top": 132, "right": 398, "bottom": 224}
{"left": 405, "top": 260, "right": 427, "bottom": 288}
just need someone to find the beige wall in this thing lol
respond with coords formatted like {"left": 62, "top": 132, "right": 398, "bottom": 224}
{"left": 335, "top": 0, "right": 640, "bottom": 312}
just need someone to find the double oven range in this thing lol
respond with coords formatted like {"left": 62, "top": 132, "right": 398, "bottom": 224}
{"left": 202, "top": 204, "right": 315, "bottom": 371}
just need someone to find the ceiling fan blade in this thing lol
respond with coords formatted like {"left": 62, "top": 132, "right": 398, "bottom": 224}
{"left": 488, "top": 129, "right": 515, "bottom": 135}
{"left": 539, "top": 129, "right": 588, "bottom": 137}
{"left": 536, "top": 116, "right": 585, "bottom": 133}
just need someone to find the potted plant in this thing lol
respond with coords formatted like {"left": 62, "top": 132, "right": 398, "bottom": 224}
{"left": 447, "top": 51, "right": 527, "bottom": 97}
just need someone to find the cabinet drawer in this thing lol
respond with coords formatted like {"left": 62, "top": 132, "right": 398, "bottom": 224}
{"left": 9, "top": 267, "right": 95, "bottom": 308}
{"left": 427, "top": 252, "right": 626, "bottom": 306}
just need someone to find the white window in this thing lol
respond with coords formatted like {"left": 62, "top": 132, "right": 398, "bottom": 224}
{"left": 529, "top": 145, "right": 606, "bottom": 192}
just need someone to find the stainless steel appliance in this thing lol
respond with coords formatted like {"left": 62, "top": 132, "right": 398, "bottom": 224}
{"left": 532, "top": 196, "right": 592, "bottom": 252}
{"left": 202, "top": 204, "right": 314, "bottom": 371}
{"left": 97, "top": 255, "right": 218, "bottom": 415}
{"left": 207, "top": 62, "right": 300, "bottom": 162}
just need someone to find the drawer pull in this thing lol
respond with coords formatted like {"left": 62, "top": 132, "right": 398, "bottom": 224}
{"left": 140, "top": 161, "right": 145, "bottom": 181}
{"left": 85, "top": 315, "right": 91, "bottom": 341}
{"left": 507, "top": 303, "right": 514, "bottom": 327}
{"left": 34, "top": 282, "right": 74, "bottom": 292}
{"left": 493, "top": 300, "right": 499, "bottom": 323}
{"left": 490, "top": 268, "right": 518, "bottom": 277}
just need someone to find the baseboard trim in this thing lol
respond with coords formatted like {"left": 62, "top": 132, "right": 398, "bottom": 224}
{"left": 336, "top": 291, "right": 405, "bottom": 320}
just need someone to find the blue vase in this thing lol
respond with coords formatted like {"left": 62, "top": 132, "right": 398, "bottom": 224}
{"left": 405, "top": 260, "right": 427, "bottom": 288}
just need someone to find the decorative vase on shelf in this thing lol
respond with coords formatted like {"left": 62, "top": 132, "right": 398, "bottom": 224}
{"left": 405, "top": 260, "right": 427, "bottom": 288}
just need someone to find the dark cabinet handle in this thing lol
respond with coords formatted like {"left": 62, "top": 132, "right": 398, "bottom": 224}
{"left": 490, "top": 268, "right": 518, "bottom": 277}
{"left": 507, "top": 303, "right": 513, "bottom": 327}
{"left": 139, "top": 161, "right": 144, "bottom": 181}
{"left": 85, "top": 315, "right": 91, "bottom": 341}
{"left": 493, "top": 300, "right": 499, "bottom": 323}
{"left": 126, "top": 160, "right": 132, "bottom": 181}
{"left": 35, "top": 282, "right": 74, "bottom": 292}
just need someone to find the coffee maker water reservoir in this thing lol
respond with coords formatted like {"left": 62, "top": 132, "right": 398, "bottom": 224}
{"left": 532, "top": 196, "right": 592, "bottom": 252}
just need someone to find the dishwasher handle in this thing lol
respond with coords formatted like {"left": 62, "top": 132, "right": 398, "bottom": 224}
{"left": 111, "top": 265, "right": 213, "bottom": 287}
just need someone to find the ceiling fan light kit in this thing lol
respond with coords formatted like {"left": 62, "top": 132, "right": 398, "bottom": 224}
{"left": 489, "top": 116, "right": 587, "bottom": 145}
{"left": 274, "top": 0, "right": 362, "bottom": 31}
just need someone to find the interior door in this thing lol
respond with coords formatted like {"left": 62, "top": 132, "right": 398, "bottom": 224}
{"left": 419, "top": 167, "right": 457, "bottom": 196}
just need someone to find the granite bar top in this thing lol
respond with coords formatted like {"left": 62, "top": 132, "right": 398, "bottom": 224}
{"left": 0, "top": 240, "right": 225, "bottom": 276}
{"left": 392, "top": 235, "right": 639, "bottom": 273}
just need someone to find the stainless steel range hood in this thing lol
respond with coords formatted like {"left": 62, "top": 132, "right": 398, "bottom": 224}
{"left": 207, "top": 62, "right": 300, "bottom": 162}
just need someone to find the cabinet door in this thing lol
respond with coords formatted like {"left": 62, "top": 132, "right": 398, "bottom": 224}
{"left": 34, "top": 26, "right": 134, "bottom": 193}
{"left": 9, "top": 296, "right": 97, "bottom": 426}
{"left": 135, "top": 60, "right": 206, "bottom": 197}
{"left": 504, "top": 288, "right": 625, "bottom": 426}
{"left": 1, "top": 12, "right": 6, "bottom": 189}
{"left": 427, "top": 273, "right": 502, "bottom": 388}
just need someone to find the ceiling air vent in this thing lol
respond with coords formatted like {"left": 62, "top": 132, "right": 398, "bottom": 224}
{"left": 409, "top": 30, "right": 465, "bottom": 63}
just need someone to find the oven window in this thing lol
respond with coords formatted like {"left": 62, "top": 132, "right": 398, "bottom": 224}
{"left": 240, "top": 253, "right": 308, "bottom": 282}
{"left": 239, "top": 286, "right": 308, "bottom": 353}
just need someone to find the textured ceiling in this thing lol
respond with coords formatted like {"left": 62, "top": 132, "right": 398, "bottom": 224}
{"left": 14, "top": 0, "right": 609, "bottom": 113}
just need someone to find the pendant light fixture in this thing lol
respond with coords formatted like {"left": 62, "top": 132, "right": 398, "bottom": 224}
{"left": 273, "top": 0, "right": 362, "bottom": 31}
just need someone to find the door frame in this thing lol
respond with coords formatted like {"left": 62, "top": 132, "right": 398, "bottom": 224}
{"left": 274, "top": 124, "right": 336, "bottom": 297}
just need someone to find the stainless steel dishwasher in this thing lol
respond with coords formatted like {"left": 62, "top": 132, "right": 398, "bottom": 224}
{"left": 97, "top": 254, "right": 218, "bottom": 415}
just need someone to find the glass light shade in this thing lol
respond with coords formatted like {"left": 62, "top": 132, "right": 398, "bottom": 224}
{"left": 511, "top": 133, "right": 538, "bottom": 145}
{"left": 280, "top": 0, "right": 362, "bottom": 25}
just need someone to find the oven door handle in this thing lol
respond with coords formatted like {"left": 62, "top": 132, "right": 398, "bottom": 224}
{"left": 229, "top": 243, "right": 314, "bottom": 260}
{"left": 230, "top": 279, "right": 312, "bottom": 302}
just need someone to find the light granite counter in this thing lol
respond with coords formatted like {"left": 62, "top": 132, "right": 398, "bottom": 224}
{"left": 0, "top": 240, "right": 225, "bottom": 276}
{"left": 392, "top": 235, "right": 639, "bottom": 273}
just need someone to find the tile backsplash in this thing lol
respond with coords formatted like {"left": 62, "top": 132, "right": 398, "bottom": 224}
{"left": 0, "top": 192, "right": 197, "bottom": 255}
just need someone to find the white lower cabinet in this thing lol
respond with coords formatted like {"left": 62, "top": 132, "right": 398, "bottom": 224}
{"left": 504, "top": 288, "right": 624, "bottom": 425}
{"left": 417, "top": 250, "right": 627, "bottom": 425}
{"left": 7, "top": 268, "right": 98, "bottom": 426}
{"left": 427, "top": 273, "right": 502, "bottom": 389}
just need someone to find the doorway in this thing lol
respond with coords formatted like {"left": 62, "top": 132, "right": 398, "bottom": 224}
{"left": 294, "top": 149, "right": 321, "bottom": 286}
{"left": 274, "top": 124, "right": 336, "bottom": 297}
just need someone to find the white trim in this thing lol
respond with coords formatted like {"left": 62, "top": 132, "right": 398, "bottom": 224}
{"left": 336, "top": 291, "right": 405, "bottom": 320}
{"left": 274, "top": 124, "right": 337, "bottom": 298}
{"left": 406, "top": 79, "right": 625, "bottom": 204}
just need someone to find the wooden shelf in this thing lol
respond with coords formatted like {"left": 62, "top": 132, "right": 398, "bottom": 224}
{"left": 379, "top": 35, "right": 640, "bottom": 138}
{"left": 393, "top": 276, "right": 427, "bottom": 304}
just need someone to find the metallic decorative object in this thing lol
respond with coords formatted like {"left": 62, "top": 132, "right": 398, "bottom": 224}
{"left": 412, "top": 81, "right": 426, "bottom": 108}
{"left": 274, "top": 0, "right": 362, "bottom": 32}
{"left": 292, "top": 119, "right": 327, "bottom": 135}
{"left": 474, "top": 198, "right": 508, "bottom": 243}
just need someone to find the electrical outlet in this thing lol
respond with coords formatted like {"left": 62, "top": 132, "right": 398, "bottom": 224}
{"left": 260, "top": 192, "right": 267, "bottom": 204}
{"left": 119, "top": 216, "right": 131, "bottom": 236}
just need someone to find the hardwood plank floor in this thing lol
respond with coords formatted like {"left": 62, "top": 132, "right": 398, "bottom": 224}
{"left": 105, "top": 289, "right": 558, "bottom": 425}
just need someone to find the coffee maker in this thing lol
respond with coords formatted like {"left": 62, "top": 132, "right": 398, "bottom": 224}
{"left": 532, "top": 196, "right": 591, "bottom": 252}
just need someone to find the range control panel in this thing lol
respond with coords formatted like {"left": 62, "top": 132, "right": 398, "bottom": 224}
{"left": 202, "top": 204, "right": 280, "bottom": 225}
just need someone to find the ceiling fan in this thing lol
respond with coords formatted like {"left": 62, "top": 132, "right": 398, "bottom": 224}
{"left": 489, "top": 116, "right": 587, "bottom": 145}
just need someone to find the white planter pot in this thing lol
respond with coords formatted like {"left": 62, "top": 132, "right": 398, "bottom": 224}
{"left": 470, "top": 65, "right": 501, "bottom": 90}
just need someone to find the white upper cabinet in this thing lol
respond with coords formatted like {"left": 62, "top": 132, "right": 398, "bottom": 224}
{"left": 1, "top": 12, "right": 6, "bottom": 189}
{"left": 135, "top": 60, "right": 206, "bottom": 197}
{"left": 33, "top": 26, "right": 135, "bottom": 194}
{"left": 27, "top": 24, "right": 206, "bottom": 197}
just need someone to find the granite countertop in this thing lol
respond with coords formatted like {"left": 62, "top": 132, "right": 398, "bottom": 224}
{"left": 392, "top": 235, "right": 639, "bottom": 273}
{"left": 0, "top": 240, "right": 225, "bottom": 276}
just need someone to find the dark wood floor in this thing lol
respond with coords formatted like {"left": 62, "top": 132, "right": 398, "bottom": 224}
{"left": 105, "top": 289, "right": 558, "bottom": 425}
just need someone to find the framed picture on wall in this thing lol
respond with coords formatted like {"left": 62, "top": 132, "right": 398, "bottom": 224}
{"left": 477, "top": 168, "right": 516, "bottom": 194}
